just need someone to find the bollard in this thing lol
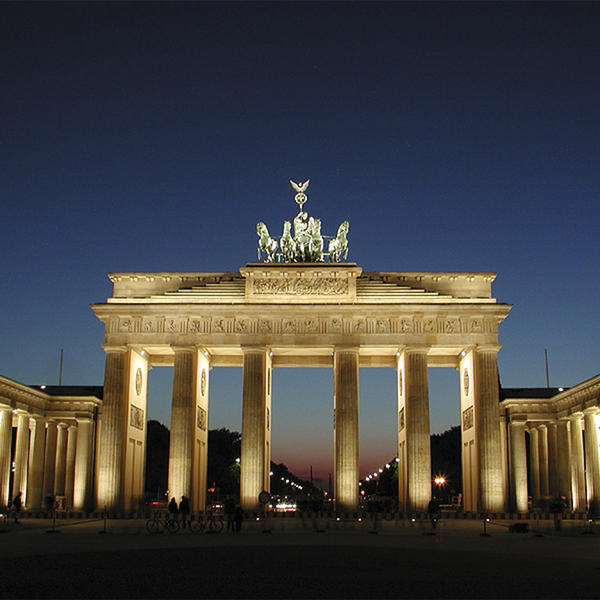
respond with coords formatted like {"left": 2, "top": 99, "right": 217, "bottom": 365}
{"left": 98, "top": 506, "right": 109, "bottom": 534}
{"left": 480, "top": 515, "right": 491, "bottom": 537}
{"left": 46, "top": 507, "right": 60, "bottom": 534}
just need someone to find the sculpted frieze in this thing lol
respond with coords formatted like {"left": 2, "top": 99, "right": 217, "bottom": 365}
{"left": 252, "top": 277, "right": 348, "bottom": 296}
{"left": 108, "top": 313, "right": 498, "bottom": 338}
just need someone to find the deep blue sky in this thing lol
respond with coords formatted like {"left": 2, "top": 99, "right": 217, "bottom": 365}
{"left": 2, "top": 2, "right": 599, "bottom": 482}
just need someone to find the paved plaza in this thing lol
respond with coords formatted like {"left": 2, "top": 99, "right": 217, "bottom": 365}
{"left": 1, "top": 517, "right": 599, "bottom": 598}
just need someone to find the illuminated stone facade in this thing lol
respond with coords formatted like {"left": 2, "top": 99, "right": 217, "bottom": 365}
{"left": 501, "top": 374, "right": 600, "bottom": 514}
{"left": 0, "top": 378, "right": 100, "bottom": 511}
{"left": 91, "top": 262, "right": 512, "bottom": 512}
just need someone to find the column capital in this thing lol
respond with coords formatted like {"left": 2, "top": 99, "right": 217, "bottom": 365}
{"left": 537, "top": 423, "right": 548, "bottom": 431}
{"left": 474, "top": 344, "right": 502, "bottom": 354}
{"left": 569, "top": 411, "right": 584, "bottom": 420}
{"left": 584, "top": 406, "right": 599, "bottom": 416}
{"left": 509, "top": 417, "right": 528, "bottom": 426}
{"left": 241, "top": 346, "right": 270, "bottom": 356}
{"left": 101, "top": 344, "right": 128, "bottom": 354}
{"left": 402, "top": 345, "right": 429, "bottom": 355}
{"left": 333, "top": 346, "right": 360, "bottom": 354}
{"left": 170, "top": 345, "right": 197, "bottom": 354}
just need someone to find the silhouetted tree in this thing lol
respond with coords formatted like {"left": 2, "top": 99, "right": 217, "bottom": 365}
{"left": 430, "top": 425, "right": 462, "bottom": 500}
{"left": 145, "top": 420, "right": 169, "bottom": 500}
{"left": 207, "top": 428, "right": 241, "bottom": 496}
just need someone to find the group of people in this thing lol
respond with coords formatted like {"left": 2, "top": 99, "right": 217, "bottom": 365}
{"left": 224, "top": 498, "right": 244, "bottom": 533}
{"left": 166, "top": 495, "right": 244, "bottom": 532}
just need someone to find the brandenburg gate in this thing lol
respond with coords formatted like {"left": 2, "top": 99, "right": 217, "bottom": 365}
{"left": 91, "top": 181, "right": 511, "bottom": 513}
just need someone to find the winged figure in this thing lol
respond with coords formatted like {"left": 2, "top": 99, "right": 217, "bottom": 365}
{"left": 290, "top": 179, "right": 310, "bottom": 193}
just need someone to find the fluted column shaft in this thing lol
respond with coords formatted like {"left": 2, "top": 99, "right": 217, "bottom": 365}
{"left": 168, "top": 348, "right": 197, "bottom": 504}
{"left": 509, "top": 420, "right": 528, "bottom": 513}
{"left": 584, "top": 410, "right": 600, "bottom": 515}
{"left": 529, "top": 427, "right": 540, "bottom": 500}
{"left": 404, "top": 348, "right": 430, "bottom": 513}
{"left": 240, "top": 348, "right": 270, "bottom": 511}
{"left": 0, "top": 409, "right": 12, "bottom": 507}
{"left": 13, "top": 414, "right": 30, "bottom": 501}
{"left": 569, "top": 415, "right": 586, "bottom": 512}
{"left": 73, "top": 419, "right": 94, "bottom": 511}
{"left": 538, "top": 425, "right": 549, "bottom": 498}
{"left": 65, "top": 424, "right": 78, "bottom": 508}
{"left": 556, "top": 420, "right": 571, "bottom": 507}
{"left": 474, "top": 348, "right": 505, "bottom": 512}
{"left": 54, "top": 424, "right": 68, "bottom": 496}
{"left": 547, "top": 423, "right": 559, "bottom": 497}
{"left": 43, "top": 422, "right": 58, "bottom": 501}
{"left": 27, "top": 417, "right": 46, "bottom": 509}
{"left": 96, "top": 348, "right": 128, "bottom": 510}
{"left": 334, "top": 348, "right": 359, "bottom": 512}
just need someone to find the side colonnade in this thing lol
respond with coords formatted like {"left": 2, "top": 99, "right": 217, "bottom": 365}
{"left": 0, "top": 376, "right": 99, "bottom": 511}
{"left": 502, "top": 374, "right": 600, "bottom": 515}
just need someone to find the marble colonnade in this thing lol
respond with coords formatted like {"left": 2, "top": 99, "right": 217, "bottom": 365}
{"left": 0, "top": 377, "right": 99, "bottom": 510}
{"left": 502, "top": 374, "right": 600, "bottom": 514}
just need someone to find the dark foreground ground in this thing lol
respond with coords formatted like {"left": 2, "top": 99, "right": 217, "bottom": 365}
{"left": 1, "top": 518, "right": 599, "bottom": 598}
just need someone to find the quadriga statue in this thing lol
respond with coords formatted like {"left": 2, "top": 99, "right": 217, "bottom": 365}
{"left": 280, "top": 221, "right": 296, "bottom": 262}
{"left": 293, "top": 211, "right": 312, "bottom": 262}
{"left": 256, "top": 222, "right": 278, "bottom": 262}
{"left": 328, "top": 221, "right": 350, "bottom": 262}
{"left": 308, "top": 217, "right": 324, "bottom": 262}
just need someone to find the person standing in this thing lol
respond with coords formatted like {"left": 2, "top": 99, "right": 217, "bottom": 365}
{"left": 12, "top": 492, "right": 23, "bottom": 524}
{"left": 179, "top": 495, "right": 190, "bottom": 528}
{"left": 168, "top": 497, "right": 179, "bottom": 524}
{"left": 234, "top": 505, "right": 244, "bottom": 534}
{"left": 428, "top": 496, "right": 440, "bottom": 529}
{"left": 224, "top": 498, "right": 236, "bottom": 532}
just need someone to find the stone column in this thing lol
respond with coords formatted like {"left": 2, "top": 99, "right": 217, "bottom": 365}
{"left": 54, "top": 423, "right": 68, "bottom": 496}
{"left": 43, "top": 422, "right": 58, "bottom": 503}
{"left": 474, "top": 346, "right": 505, "bottom": 512}
{"left": 529, "top": 427, "right": 540, "bottom": 501}
{"left": 509, "top": 419, "right": 528, "bottom": 513}
{"left": 333, "top": 348, "right": 359, "bottom": 512}
{"left": 168, "top": 347, "right": 197, "bottom": 505}
{"left": 73, "top": 419, "right": 94, "bottom": 512}
{"left": 96, "top": 347, "right": 128, "bottom": 510}
{"left": 569, "top": 414, "right": 586, "bottom": 512}
{"left": 193, "top": 351, "right": 211, "bottom": 511}
{"left": 13, "top": 414, "right": 30, "bottom": 501}
{"left": 538, "top": 425, "right": 549, "bottom": 499}
{"left": 403, "top": 347, "right": 430, "bottom": 513}
{"left": 240, "top": 348, "right": 271, "bottom": 511}
{"left": 64, "top": 424, "right": 78, "bottom": 508}
{"left": 26, "top": 417, "right": 46, "bottom": 509}
{"left": 556, "top": 419, "right": 572, "bottom": 508}
{"left": 584, "top": 409, "right": 600, "bottom": 515}
{"left": 547, "top": 423, "right": 559, "bottom": 498}
{"left": 0, "top": 409, "right": 12, "bottom": 507}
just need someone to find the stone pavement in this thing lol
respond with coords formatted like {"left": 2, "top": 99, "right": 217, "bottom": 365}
{"left": 1, "top": 517, "right": 599, "bottom": 598}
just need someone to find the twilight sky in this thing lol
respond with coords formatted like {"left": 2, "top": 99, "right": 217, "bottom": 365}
{"left": 2, "top": 2, "right": 599, "bottom": 484}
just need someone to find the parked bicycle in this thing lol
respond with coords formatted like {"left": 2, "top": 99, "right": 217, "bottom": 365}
{"left": 146, "top": 511, "right": 179, "bottom": 534}
{"left": 190, "top": 511, "right": 224, "bottom": 534}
